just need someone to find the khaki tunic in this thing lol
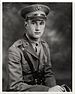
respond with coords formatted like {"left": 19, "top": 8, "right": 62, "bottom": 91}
{"left": 8, "top": 34, "right": 56, "bottom": 91}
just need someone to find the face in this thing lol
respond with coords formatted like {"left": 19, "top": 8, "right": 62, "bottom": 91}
{"left": 25, "top": 19, "right": 46, "bottom": 39}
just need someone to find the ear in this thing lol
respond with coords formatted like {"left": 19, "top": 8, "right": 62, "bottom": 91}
{"left": 24, "top": 21, "right": 28, "bottom": 27}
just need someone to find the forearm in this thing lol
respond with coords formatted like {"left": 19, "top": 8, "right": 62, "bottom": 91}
{"left": 44, "top": 64, "right": 56, "bottom": 87}
{"left": 9, "top": 81, "right": 49, "bottom": 91}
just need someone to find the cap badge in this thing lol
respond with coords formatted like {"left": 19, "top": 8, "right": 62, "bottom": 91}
{"left": 35, "top": 6, "right": 41, "bottom": 11}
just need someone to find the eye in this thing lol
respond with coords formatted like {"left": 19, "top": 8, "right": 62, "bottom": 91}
{"left": 40, "top": 21, "right": 45, "bottom": 25}
{"left": 31, "top": 21, "right": 36, "bottom": 25}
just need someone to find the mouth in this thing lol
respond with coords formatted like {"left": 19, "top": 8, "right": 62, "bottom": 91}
{"left": 34, "top": 32, "right": 41, "bottom": 35}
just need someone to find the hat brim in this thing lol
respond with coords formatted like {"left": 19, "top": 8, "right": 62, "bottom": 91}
{"left": 26, "top": 16, "right": 47, "bottom": 21}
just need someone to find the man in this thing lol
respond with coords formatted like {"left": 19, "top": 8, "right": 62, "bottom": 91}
{"left": 8, "top": 4, "right": 67, "bottom": 92}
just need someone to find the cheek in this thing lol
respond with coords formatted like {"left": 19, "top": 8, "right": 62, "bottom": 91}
{"left": 27, "top": 25, "right": 34, "bottom": 32}
{"left": 30, "top": 25, "right": 35, "bottom": 32}
{"left": 40, "top": 26, "right": 45, "bottom": 31}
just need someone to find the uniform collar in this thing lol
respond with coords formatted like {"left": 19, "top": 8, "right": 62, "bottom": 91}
{"left": 22, "top": 33, "right": 39, "bottom": 59}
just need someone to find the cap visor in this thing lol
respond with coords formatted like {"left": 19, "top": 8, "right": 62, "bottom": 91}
{"left": 27, "top": 16, "right": 47, "bottom": 21}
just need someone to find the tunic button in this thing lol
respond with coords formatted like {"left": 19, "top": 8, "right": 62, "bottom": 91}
{"left": 35, "top": 79, "right": 37, "bottom": 84}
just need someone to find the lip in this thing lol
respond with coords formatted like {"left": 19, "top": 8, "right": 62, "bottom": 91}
{"left": 34, "top": 32, "right": 41, "bottom": 35}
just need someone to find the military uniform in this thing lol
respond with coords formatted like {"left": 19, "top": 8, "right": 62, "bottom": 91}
{"left": 8, "top": 33, "right": 56, "bottom": 91}
{"left": 8, "top": 4, "right": 56, "bottom": 92}
{"left": 7, "top": 4, "right": 71, "bottom": 92}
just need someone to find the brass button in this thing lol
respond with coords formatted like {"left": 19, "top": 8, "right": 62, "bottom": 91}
{"left": 35, "top": 79, "right": 37, "bottom": 84}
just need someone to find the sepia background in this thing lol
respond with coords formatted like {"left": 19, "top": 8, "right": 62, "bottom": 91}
{"left": 2, "top": 2, "right": 72, "bottom": 91}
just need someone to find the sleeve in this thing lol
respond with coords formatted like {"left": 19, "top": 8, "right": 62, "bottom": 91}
{"left": 43, "top": 43, "right": 56, "bottom": 88}
{"left": 8, "top": 45, "right": 49, "bottom": 91}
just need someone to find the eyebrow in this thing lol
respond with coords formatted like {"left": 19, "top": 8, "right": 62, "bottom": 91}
{"left": 41, "top": 14, "right": 46, "bottom": 17}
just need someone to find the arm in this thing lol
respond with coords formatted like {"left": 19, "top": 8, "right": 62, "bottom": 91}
{"left": 43, "top": 42, "right": 56, "bottom": 87}
{"left": 8, "top": 45, "right": 49, "bottom": 91}
{"left": 42, "top": 42, "right": 69, "bottom": 92}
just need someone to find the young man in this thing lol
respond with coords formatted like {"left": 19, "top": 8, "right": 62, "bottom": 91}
{"left": 8, "top": 4, "right": 66, "bottom": 92}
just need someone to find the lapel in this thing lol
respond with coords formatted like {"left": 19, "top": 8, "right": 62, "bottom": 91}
{"left": 22, "top": 34, "right": 39, "bottom": 59}
{"left": 21, "top": 34, "right": 40, "bottom": 71}
{"left": 39, "top": 44, "right": 44, "bottom": 68}
{"left": 39, "top": 41, "right": 47, "bottom": 69}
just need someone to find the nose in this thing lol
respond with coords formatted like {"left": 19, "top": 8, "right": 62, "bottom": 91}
{"left": 35, "top": 23, "right": 39, "bottom": 31}
{"left": 35, "top": 28, "right": 39, "bottom": 31}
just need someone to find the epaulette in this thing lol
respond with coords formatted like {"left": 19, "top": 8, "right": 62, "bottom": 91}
{"left": 12, "top": 39, "right": 29, "bottom": 48}
{"left": 12, "top": 39, "right": 22, "bottom": 48}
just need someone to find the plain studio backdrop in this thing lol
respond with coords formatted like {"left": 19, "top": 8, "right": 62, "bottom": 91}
{"left": 2, "top": 2, "right": 72, "bottom": 91}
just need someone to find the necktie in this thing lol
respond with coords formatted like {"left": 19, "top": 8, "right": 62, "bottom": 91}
{"left": 35, "top": 43, "right": 38, "bottom": 54}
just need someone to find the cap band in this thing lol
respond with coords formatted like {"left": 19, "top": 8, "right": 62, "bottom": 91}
{"left": 26, "top": 16, "right": 47, "bottom": 21}
{"left": 25, "top": 13, "right": 47, "bottom": 21}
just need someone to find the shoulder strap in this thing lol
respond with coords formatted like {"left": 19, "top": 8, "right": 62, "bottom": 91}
{"left": 22, "top": 49, "right": 35, "bottom": 74}
{"left": 22, "top": 49, "right": 40, "bottom": 84}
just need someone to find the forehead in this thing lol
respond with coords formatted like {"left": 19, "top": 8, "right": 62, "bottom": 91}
{"left": 26, "top": 11, "right": 46, "bottom": 17}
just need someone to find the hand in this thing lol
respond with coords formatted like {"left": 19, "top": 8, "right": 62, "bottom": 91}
{"left": 61, "top": 84, "right": 71, "bottom": 92}
{"left": 48, "top": 85, "right": 66, "bottom": 92}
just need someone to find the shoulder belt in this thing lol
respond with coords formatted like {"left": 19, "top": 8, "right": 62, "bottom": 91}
{"left": 22, "top": 49, "right": 35, "bottom": 74}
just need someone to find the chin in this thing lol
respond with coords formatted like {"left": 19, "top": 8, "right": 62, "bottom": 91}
{"left": 34, "top": 35, "right": 42, "bottom": 38}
